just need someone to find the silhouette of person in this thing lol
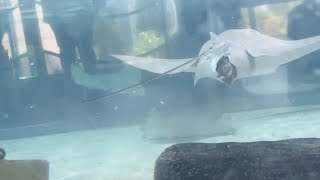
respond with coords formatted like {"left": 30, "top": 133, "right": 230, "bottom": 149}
{"left": 0, "top": 8, "right": 10, "bottom": 117}
{"left": 0, "top": 6, "right": 11, "bottom": 69}
{"left": 288, "top": 0, "right": 320, "bottom": 39}
{"left": 41, "top": 0, "right": 103, "bottom": 96}
{"left": 0, "top": 6, "right": 20, "bottom": 120}
{"left": 287, "top": 0, "right": 320, "bottom": 75}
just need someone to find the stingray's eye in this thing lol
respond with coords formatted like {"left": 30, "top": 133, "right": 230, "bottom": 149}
{"left": 209, "top": 42, "right": 216, "bottom": 50}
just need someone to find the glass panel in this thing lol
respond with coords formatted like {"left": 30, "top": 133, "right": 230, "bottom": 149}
{"left": 1, "top": 0, "right": 320, "bottom": 179}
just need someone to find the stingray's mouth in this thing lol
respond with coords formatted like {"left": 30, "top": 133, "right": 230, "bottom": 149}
{"left": 215, "top": 56, "right": 237, "bottom": 85}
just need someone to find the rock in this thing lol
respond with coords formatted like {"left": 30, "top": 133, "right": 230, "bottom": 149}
{"left": 0, "top": 148, "right": 5, "bottom": 159}
{"left": 154, "top": 138, "right": 320, "bottom": 180}
{"left": 0, "top": 160, "right": 49, "bottom": 180}
{"left": 144, "top": 108, "right": 234, "bottom": 143}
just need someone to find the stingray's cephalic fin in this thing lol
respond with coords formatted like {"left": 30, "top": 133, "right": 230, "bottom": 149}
{"left": 210, "top": 32, "right": 217, "bottom": 39}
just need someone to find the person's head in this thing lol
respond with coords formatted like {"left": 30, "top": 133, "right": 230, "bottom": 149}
{"left": 180, "top": 0, "right": 207, "bottom": 34}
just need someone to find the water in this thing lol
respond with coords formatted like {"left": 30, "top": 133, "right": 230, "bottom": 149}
{"left": 1, "top": 0, "right": 320, "bottom": 179}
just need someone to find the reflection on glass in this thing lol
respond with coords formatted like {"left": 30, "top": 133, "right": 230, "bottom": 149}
{"left": 1, "top": 0, "right": 320, "bottom": 179}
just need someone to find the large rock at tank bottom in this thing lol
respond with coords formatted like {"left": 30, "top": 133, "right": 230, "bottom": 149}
{"left": 0, "top": 160, "right": 49, "bottom": 180}
{"left": 154, "top": 138, "right": 320, "bottom": 180}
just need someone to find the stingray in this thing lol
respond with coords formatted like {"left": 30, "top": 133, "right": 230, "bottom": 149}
{"left": 84, "top": 29, "right": 320, "bottom": 102}
{"left": 113, "top": 29, "right": 320, "bottom": 84}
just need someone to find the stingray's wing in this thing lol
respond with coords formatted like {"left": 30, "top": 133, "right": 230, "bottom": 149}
{"left": 252, "top": 37, "right": 320, "bottom": 76}
{"left": 71, "top": 64, "right": 144, "bottom": 95}
{"left": 111, "top": 55, "right": 195, "bottom": 74}
{"left": 220, "top": 29, "right": 320, "bottom": 75}
{"left": 220, "top": 29, "right": 320, "bottom": 59}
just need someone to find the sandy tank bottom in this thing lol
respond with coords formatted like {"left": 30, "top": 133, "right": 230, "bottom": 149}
{"left": 1, "top": 105, "right": 320, "bottom": 180}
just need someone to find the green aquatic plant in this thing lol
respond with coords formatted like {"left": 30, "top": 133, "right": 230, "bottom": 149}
{"left": 241, "top": 1, "right": 301, "bottom": 37}
{"left": 254, "top": 1, "right": 301, "bottom": 37}
{"left": 132, "top": 30, "right": 165, "bottom": 57}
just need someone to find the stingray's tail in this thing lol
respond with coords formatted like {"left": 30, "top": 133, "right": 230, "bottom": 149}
{"left": 82, "top": 56, "right": 200, "bottom": 103}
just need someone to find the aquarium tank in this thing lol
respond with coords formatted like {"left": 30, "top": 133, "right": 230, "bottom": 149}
{"left": 1, "top": 0, "right": 320, "bottom": 179}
